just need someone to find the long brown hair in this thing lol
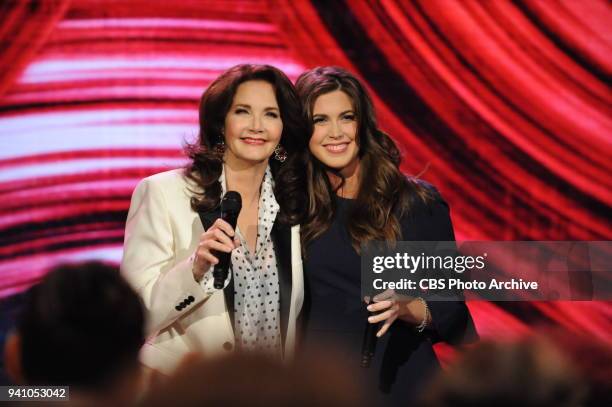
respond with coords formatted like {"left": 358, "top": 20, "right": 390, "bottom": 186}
{"left": 296, "top": 66, "right": 433, "bottom": 252}
{"left": 185, "top": 64, "right": 307, "bottom": 225}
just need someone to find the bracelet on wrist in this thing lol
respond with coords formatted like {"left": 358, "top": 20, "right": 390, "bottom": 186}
{"left": 415, "top": 297, "right": 430, "bottom": 333}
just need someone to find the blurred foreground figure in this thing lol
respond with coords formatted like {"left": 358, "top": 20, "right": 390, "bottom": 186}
{"left": 419, "top": 337, "right": 587, "bottom": 407}
{"left": 139, "top": 349, "right": 367, "bottom": 407}
{"left": 4, "top": 262, "right": 145, "bottom": 406}
{"left": 542, "top": 330, "right": 612, "bottom": 407}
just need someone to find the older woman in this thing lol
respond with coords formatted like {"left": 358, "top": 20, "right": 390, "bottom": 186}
{"left": 121, "top": 65, "right": 306, "bottom": 375}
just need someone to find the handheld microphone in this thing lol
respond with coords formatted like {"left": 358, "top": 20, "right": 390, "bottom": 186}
{"left": 213, "top": 191, "right": 242, "bottom": 289}
{"left": 361, "top": 302, "right": 380, "bottom": 368}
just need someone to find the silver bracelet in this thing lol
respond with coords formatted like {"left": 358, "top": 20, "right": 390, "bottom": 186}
{"left": 415, "top": 297, "right": 430, "bottom": 333}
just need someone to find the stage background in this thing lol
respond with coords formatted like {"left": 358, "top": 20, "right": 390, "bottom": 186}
{"left": 0, "top": 0, "right": 610, "bottom": 375}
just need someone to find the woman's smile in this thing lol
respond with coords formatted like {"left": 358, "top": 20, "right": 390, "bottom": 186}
{"left": 324, "top": 142, "right": 350, "bottom": 153}
{"left": 240, "top": 137, "right": 267, "bottom": 145}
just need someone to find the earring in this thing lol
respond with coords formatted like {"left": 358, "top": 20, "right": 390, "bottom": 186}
{"left": 273, "top": 144, "right": 287, "bottom": 162}
{"left": 213, "top": 139, "right": 225, "bottom": 155}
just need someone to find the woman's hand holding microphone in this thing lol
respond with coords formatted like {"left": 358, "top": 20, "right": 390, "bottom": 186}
{"left": 192, "top": 218, "right": 240, "bottom": 281}
{"left": 366, "top": 289, "right": 432, "bottom": 337}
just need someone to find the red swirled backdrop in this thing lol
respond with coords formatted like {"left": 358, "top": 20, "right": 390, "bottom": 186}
{"left": 0, "top": 0, "right": 610, "bottom": 354}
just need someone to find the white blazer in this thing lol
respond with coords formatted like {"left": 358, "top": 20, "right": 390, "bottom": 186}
{"left": 120, "top": 169, "right": 303, "bottom": 374}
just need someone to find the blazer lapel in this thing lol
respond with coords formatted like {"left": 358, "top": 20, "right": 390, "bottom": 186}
{"left": 271, "top": 221, "right": 292, "bottom": 351}
{"left": 198, "top": 207, "right": 235, "bottom": 334}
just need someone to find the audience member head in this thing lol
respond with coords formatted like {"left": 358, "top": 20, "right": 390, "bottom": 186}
{"left": 139, "top": 350, "right": 366, "bottom": 407}
{"left": 4, "top": 261, "right": 145, "bottom": 404}
{"left": 419, "top": 338, "right": 586, "bottom": 407}
{"left": 541, "top": 329, "right": 612, "bottom": 407}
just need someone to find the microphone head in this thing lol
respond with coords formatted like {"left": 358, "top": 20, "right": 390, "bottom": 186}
{"left": 221, "top": 191, "right": 242, "bottom": 214}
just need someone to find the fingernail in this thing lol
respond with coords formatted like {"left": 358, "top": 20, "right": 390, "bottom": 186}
{"left": 376, "top": 332, "right": 382, "bottom": 337}
{"left": 368, "top": 317, "right": 374, "bottom": 322}
{"left": 367, "top": 305, "right": 373, "bottom": 311}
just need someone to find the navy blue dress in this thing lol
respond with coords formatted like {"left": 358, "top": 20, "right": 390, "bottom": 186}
{"left": 303, "top": 193, "right": 477, "bottom": 406}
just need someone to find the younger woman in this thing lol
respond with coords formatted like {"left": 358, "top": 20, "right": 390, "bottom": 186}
{"left": 296, "top": 66, "right": 477, "bottom": 406}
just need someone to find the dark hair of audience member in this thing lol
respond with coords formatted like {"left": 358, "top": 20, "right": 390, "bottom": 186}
{"left": 542, "top": 329, "right": 612, "bottom": 407}
{"left": 15, "top": 261, "right": 145, "bottom": 392}
{"left": 139, "top": 351, "right": 367, "bottom": 407}
{"left": 419, "top": 338, "right": 587, "bottom": 407}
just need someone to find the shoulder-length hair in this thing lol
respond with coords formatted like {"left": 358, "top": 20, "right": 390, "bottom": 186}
{"left": 295, "top": 66, "right": 433, "bottom": 252}
{"left": 185, "top": 64, "right": 307, "bottom": 225}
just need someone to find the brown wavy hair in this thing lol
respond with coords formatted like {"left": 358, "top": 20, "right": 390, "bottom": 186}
{"left": 296, "top": 66, "right": 433, "bottom": 252}
{"left": 185, "top": 64, "right": 307, "bottom": 225}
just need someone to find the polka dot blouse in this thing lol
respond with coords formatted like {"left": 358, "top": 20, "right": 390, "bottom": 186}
{"left": 223, "top": 166, "right": 281, "bottom": 356}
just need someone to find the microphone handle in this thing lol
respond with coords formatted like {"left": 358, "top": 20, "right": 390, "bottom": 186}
{"left": 212, "top": 210, "right": 239, "bottom": 289}
{"left": 361, "top": 311, "right": 380, "bottom": 368}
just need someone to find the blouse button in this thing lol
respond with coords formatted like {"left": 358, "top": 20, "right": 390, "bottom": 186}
{"left": 223, "top": 341, "right": 233, "bottom": 351}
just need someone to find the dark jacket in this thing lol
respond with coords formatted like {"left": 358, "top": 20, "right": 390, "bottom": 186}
{"left": 302, "top": 183, "right": 478, "bottom": 406}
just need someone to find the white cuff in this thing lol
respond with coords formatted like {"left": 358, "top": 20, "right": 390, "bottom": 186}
{"left": 190, "top": 253, "right": 231, "bottom": 295}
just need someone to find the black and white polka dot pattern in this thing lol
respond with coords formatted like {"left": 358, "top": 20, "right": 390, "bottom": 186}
{"left": 224, "top": 166, "right": 282, "bottom": 356}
